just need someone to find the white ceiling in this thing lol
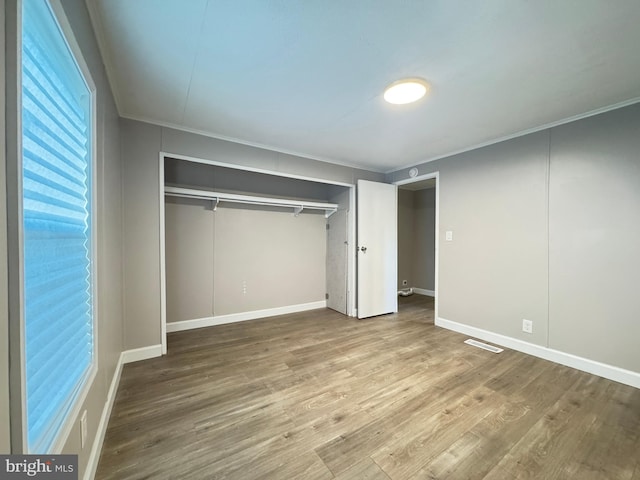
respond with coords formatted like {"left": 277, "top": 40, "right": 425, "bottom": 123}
{"left": 88, "top": 0, "right": 640, "bottom": 173}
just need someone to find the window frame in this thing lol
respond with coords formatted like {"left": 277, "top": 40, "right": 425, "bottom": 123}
{"left": 17, "top": 0, "right": 98, "bottom": 454}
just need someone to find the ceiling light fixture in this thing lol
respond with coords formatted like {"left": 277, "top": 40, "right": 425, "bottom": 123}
{"left": 384, "top": 78, "right": 430, "bottom": 105}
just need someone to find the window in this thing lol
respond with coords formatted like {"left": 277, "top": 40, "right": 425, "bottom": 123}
{"left": 21, "top": 0, "right": 95, "bottom": 453}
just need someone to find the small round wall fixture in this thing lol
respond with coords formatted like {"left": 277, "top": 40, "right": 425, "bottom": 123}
{"left": 384, "top": 78, "right": 430, "bottom": 105}
{"left": 409, "top": 167, "right": 419, "bottom": 178}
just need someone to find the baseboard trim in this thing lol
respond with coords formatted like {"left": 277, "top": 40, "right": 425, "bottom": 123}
{"left": 413, "top": 288, "right": 435, "bottom": 297}
{"left": 166, "top": 300, "right": 328, "bottom": 333}
{"left": 436, "top": 317, "right": 640, "bottom": 389}
{"left": 83, "top": 352, "right": 124, "bottom": 480}
{"left": 121, "top": 344, "right": 163, "bottom": 364}
{"left": 84, "top": 344, "right": 163, "bottom": 479}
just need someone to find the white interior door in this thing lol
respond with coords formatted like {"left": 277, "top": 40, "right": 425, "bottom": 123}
{"left": 357, "top": 179, "right": 397, "bottom": 318}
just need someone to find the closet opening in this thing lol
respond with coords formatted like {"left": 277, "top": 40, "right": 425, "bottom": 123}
{"left": 158, "top": 154, "right": 355, "bottom": 353}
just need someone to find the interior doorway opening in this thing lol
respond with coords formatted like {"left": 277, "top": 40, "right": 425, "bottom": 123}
{"left": 395, "top": 173, "right": 439, "bottom": 321}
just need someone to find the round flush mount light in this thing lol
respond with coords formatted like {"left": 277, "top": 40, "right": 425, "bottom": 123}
{"left": 384, "top": 78, "right": 430, "bottom": 105}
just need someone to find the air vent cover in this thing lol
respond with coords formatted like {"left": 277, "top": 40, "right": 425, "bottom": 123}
{"left": 464, "top": 339, "right": 504, "bottom": 353}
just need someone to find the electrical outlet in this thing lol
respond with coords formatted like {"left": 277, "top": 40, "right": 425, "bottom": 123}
{"left": 80, "top": 410, "right": 88, "bottom": 449}
{"left": 446, "top": 230, "right": 453, "bottom": 241}
{"left": 522, "top": 319, "right": 533, "bottom": 334}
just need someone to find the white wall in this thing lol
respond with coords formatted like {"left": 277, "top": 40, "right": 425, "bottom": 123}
{"left": 388, "top": 103, "right": 640, "bottom": 376}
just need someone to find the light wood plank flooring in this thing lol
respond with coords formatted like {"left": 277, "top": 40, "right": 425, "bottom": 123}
{"left": 96, "top": 295, "right": 640, "bottom": 479}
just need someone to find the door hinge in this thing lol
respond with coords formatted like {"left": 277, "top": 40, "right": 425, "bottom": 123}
{"left": 325, "top": 293, "right": 329, "bottom": 299}
{"left": 326, "top": 223, "right": 330, "bottom": 230}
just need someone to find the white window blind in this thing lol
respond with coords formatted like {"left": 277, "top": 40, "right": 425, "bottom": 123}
{"left": 21, "top": 0, "right": 94, "bottom": 453}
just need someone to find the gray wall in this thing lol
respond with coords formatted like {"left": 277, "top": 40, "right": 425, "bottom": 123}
{"left": 121, "top": 121, "right": 162, "bottom": 349}
{"left": 121, "top": 118, "right": 383, "bottom": 350}
{"left": 388, "top": 103, "right": 640, "bottom": 374}
{"left": 165, "top": 158, "right": 333, "bottom": 201}
{"left": 3, "top": 0, "right": 124, "bottom": 474}
{"left": 397, "top": 190, "right": 415, "bottom": 288}
{"left": 548, "top": 107, "right": 640, "bottom": 370}
{"left": 397, "top": 189, "right": 436, "bottom": 291}
{"left": 164, "top": 160, "right": 337, "bottom": 320}
{"left": 413, "top": 188, "right": 436, "bottom": 291}
{"left": 1, "top": 0, "right": 11, "bottom": 454}
{"left": 165, "top": 200, "right": 327, "bottom": 323}
{"left": 214, "top": 207, "right": 326, "bottom": 315}
{"left": 165, "top": 198, "right": 214, "bottom": 323}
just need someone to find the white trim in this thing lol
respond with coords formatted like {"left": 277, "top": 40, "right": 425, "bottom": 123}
{"left": 166, "top": 301, "right": 327, "bottom": 333}
{"left": 348, "top": 186, "right": 357, "bottom": 317}
{"left": 387, "top": 97, "right": 640, "bottom": 174}
{"left": 436, "top": 317, "right": 640, "bottom": 390}
{"left": 413, "top": 288, "right": 435, "bottom": 297}
{"left": 158, "top": 153, "right": 167, "bottom": 355}
{"left": 49, "top": 0, "right": 96, "bottom": 93}
{"left": 83, "top": 353, "right": 124, "bottom": 480}
{"left": 121, "top": 345, "right": 163, "bottom": 364}
{"left": 162, "top": 151, "right": 355, "bottom": 188}
{"left": 15, "top": 0, "right": 27, "bottom": 453}
{"left": 393, "top": 171, "right": 438, "bottom": 186}
{"left": 125, "top": 116, "right": 384, "bottom": 173}
{"left": 51, "top": 0, "right": 102, "bottom": 454}
{"left": 434, "top": 174, "right": 439, "bottom": 334}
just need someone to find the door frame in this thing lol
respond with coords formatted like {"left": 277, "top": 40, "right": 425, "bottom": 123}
{"left": 393, "top": 171, "right": 440, "bottom": 322}
{"left": 158, "top": 152, "right": 357, "bottom": 353}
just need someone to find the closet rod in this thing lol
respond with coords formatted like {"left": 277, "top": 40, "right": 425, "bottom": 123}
{"left": 164, "top": 186, "right": 338, "bottom": 218}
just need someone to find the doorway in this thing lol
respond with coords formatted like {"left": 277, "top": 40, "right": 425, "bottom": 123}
{"left": 395, "top": 173, "right": 439, "bottom": 321}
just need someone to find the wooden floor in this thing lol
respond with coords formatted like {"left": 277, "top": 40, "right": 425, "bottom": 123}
{"left": 97, "top": 295, "right": 640, "bottom": 479}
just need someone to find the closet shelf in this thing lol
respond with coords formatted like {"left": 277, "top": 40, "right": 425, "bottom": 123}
{"left": 164, "top": 186, "right": 338, "bottom": 218}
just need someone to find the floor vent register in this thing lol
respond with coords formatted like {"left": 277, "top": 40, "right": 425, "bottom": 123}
{"left": 464, "top": 338, "right": 504, "bottom": 353}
